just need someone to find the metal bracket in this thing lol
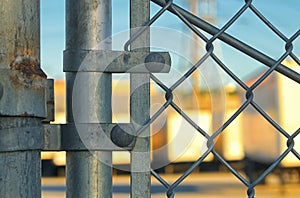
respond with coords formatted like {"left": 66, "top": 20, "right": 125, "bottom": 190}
{"left": 0, "top": 126, "right": 44, "bottom": 152}
{"left": 61, "top": 50, "right": 171, "bottom": 151}
{"left": 0, "top": 69, "right": 46, "bottom": 118}
{"left": 43, "top": 123, "right": 136, "bottom": 151}
{"left": 63, "top": 50, "right": 171, "bottom": 73}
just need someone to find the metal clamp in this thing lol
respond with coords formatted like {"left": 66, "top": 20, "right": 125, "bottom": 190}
{"left": 0, "top": 126, "right": 44, "bottom": 152}
{"left": 0, "top": 69, "right": 46, "bottom": 118}
{"left": 60, "top": 49, "right": 172, "bottom": 152}
{"left": 43, "top": 123, "right": 136, "bottom": 151}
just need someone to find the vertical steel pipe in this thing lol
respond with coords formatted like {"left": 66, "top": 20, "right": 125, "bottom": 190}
{"left": 129, "top": 0, "right": 151, "bottom": 197}
{"left": 65, "top": 0, "right": 112, "bottom": 197}
{"left": 0, "top": 0, "right": 44, "bottom": 197}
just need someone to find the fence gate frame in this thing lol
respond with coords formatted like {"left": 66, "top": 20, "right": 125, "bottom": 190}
{"left": 0, "top": 0, "right": 299, "bottom": 198}
{"left": 63, "top": 0, "right": 158, "bottom": 197}
{"left": 63, "top": 0, "right": 167, "bottom": 197}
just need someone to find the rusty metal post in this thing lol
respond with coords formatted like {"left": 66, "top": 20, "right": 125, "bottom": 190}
{"left": 0, "top": 0, "right": 46, "bottom": 197}
{"left": 130, "top": 0, "right": 151, "bottom": 197}
{"left": 65, "top": 0, "right": 112, "bottom": 197}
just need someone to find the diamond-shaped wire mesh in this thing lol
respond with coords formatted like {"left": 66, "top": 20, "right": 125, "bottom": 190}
{"left": 126, "top": 0, "right": 299, "bottom": 197}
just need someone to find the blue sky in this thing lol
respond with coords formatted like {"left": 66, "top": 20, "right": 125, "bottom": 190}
{"left": 41, "top": 0, "right": 300, "bottom": 81}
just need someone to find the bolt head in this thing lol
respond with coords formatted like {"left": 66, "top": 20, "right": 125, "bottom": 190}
{"left": 110, "top": 125, "right": 135, "bottom": 148}
{"left": 145, "top": 52, "right": 165, "bottom": 73}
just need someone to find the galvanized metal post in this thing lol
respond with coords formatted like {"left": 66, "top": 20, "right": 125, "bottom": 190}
{"left": 130, "top": 0, "right": 151, "bottom": 197}
{"left": 0, "top": 0, "right": 45, "bottom": 197}
{"left": 65, "top": 0, "right": 112, "bottom": 197}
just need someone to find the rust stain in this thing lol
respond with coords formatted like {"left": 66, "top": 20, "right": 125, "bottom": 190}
{"left": 8, "top": 69, "right": 46, "bottom": 92}
{"left": 10, "top": 56, "right": 47, "bottom": 78}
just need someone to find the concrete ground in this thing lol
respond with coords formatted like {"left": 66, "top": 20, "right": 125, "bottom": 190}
{"left": 42, "top": 172, "right": 300, "bottom": 198}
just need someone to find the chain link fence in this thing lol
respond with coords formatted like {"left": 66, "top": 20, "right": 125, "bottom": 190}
{"left": 125, "top": 0, "right": 300, "bottom": 197}
{"left": 1, "top": 0, "right": 298, "bottom": 197}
